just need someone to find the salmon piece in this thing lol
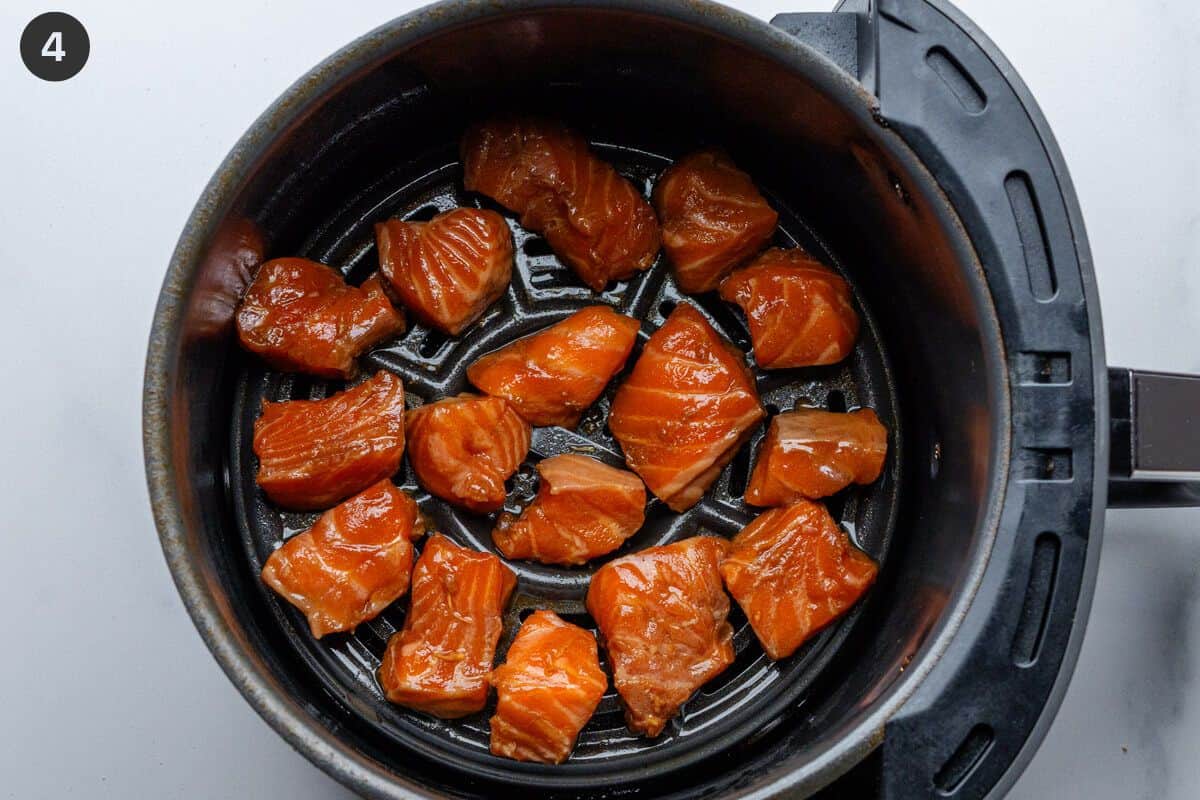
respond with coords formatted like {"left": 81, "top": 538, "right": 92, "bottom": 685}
{"left": 462, "top": 118, "right": 661, "bottom": 291}
{"left": 608, "top": 304, "right": 764, "bottom": 511}
{"left": 253, "top": 371, "right": 406, "bottom": 510}
{"left": 193, "top": 217, "right": 264, "bottom": 339}
{"left": 719, "top": 248, "right": 859, "bottom": 369}
{"left": 467, "top": 306, "right": 640, "bottom": 428}
{"left": 492, "top": 454, "right": 645, "bottom": 566}
{"left": 406, "top": 394, "right": 531, "bottom": 513}
{"left": 375, "top": 207, "right": 513, "bottom": 335}
{"left": 489, "top": 610, "right": 607, "bottom": 764}
{"left": 260, "top": 480, "right": 424, "bottom": 638}
{"left": 746, "top": 407, "right": 888, "bottom": 505}
{"left": 587, "top": 536, "right": 733, "bottom": 737}
{"left": 378, "top": 535, "right": 516, "bottom": 717}
{"left": 720, "top": 501, "right": 877, "bottom": 660}
{"left": 236, "top": 258, "right": 405, "bottom": 379}
{"left": 653, "top": 149, "right": 778, "bottom": 294}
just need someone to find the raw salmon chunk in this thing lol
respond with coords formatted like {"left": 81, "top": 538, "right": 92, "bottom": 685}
{"left": 253, "top": 371, "right": 406, "bottom": 510}
{"left": 260, "top": 480, "right": 424, "bottom": 638}
{"left": 236, "top": 258, "right": 405, "bottom": 379}
{"left": 719, "top": 248, "right": 859, "bottom": 369}
{"left": 492, "top": 454, "right": 645, "bottom": 566}
{"left": 467, "top": 306, "right": 640, "bottom": 428}
{"left": 586, "top": 536, "right": 734, "bottom": 737}
{"left": 720, "top": 501, "right": 877, "bottom": 659}
{"left": 608, "top": 303, "right": 764, "bottom": 511}
{"left": 489, "top": 610, "right": 607, "bottom": 763}
{"left": 462, "top": 118, "right": 661, "bottom": 291}
{"left": 375, "top": 207, "right": 513, "bottom": 335}
{"left": 406, "top": 394, "right": 531, "bottom": 513}
{"left": 378, "top": 535, "right": 517, "bottom": 717}
{"left": 653, "top": 149, "right": 778, "bottom": 294}
{"left": 746, "top": 407, "right": 888, "bottom": 505}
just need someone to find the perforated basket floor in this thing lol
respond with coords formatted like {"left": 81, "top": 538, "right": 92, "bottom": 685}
{"left": 228, "top": 141, "right": 901, "bottom": 790}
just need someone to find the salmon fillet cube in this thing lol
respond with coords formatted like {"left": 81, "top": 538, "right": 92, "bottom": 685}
{"left": 719, "top": 248, "right": 859, "bottom": 369}
{"left": 405, "top": 394, "right": 531, "bottom": 513}
{"left": 720, "top": 501, "right": 877, "bottom": 660}
{"left": 462, "top": 117, "right": 660, "bottom": 292}
{"left": 467, "top": 305, "right": 640, "bottom": 428}
{"left": 253, "top": 371, "right": 406, "bottom": 510}
{"left": 378, "top": 535, "right": 517, "bottom": 718}
{"left": 260, "top": 480, "right": 423, "bottom": 637}
{"left": 653, "top": 149, "right": 778, "bottom": 294}
{"left": 489, "top": 610, "right": 607, "bottom": 764}
{"left": 746, "top": 407, "right": 888, "bottom": 505}
{"left": 492, "top": 454, "right": 645, "bottom": 566}
{"left": 608, "top": 303, "right": 764, "bottom": 511}
{"left": 375, "top": 207, "right": 513, "bottom": 335}
{"left": 586, "top": 536, "right": 734, "bottom": 737}
{"left": 236, "top": 258, "right": 405, "bottom": 379}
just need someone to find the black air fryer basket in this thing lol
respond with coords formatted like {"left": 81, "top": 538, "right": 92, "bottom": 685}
{"left": 143, "top": 1, "right": 1200, "bottom": 797}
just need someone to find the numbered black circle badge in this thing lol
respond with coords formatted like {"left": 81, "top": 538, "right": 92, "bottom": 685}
{"left": 20, "top": 12, "right": 89, "bottom": 82}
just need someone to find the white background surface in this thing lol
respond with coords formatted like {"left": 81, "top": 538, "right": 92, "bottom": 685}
{"left": 1, "top": 1, "right": 1197, "bottom": 798}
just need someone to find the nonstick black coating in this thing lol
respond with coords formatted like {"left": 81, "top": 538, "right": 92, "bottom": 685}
{"left": 227, "top": 139, "right": 901, "bottom": 788}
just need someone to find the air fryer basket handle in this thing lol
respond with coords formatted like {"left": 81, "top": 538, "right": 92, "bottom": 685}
{"left": 1108, "top": 368, "right": 1200, "bottom": 506}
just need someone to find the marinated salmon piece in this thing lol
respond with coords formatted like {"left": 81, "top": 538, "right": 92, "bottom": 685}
{"left": 462, "top": 118, "right": 661, "bottom": 291}
{"left": 236, "top": 258, "right": 405, "bottom": 379}
{"left": 746, "top": 407, "right": 888, "bottom": 505}
{"left": 375, "top": 207, "right": 513, "bottom": 335}
{"left": 489, "top": 610, "right": 607, "bottom": 764}
{"left": 720, "top": 501, "right": 877, "bottom": 659}
{"left": 193, "top": 217, "right": 264, "bottom": 339}
{"left": 378, "top": 535, "right": 516, "bottom": 717}
{"left": 608, "top": 303, "right": 764, "bottom": 511}
{"left": 254, "top": 371, "right": 406, "bottom": 510}
{"left": 406, "top": 394, "right": 532, "bottom": 513}
{"left": 653, "top": 149, "right": 778, "bottom": 294}
{"left": 492, "top": 454, "right": 645, "bottom": 566}
{"left": 587, "top": 536, "right": 734, "bottom": 737}
{"left": 719, "top": 248, "right": 859, "bottom": 369}
{"left": 260, "top": 480, "right": 424, "bottom": 638}
{"left": 467, "top": 306, "right": 640, "bottom": 428}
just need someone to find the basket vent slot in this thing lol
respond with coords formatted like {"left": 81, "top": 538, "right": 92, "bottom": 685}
{"left": 1005, "top": 171, "right": 1057, "bottom": 301}
{"left": 528, "top": 264, "right": 581, "bottom": 291}
{"left": 934, "top": 724, "right": 994, "bottom": 795}
{"left": 926, "top": 47, "right": 986, "bottom": 113}
{"left": 1011, "top": 532, "right": 1060, "bottom": 666}
{"left": 727, "top": 440, "right": 755, "bottom": 498}
{"left": 418, "top": 329, "right": 448, "bottom": 358}
{"left": 522, "top": 236, "right": 554, "bottom": 258}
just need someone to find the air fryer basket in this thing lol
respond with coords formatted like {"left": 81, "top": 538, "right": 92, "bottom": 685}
{"left": 230, "top": 130, "right": 904, "bottom": 787}
{"left": 147, "top": 1, "right": 1173, "bottom": 797}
